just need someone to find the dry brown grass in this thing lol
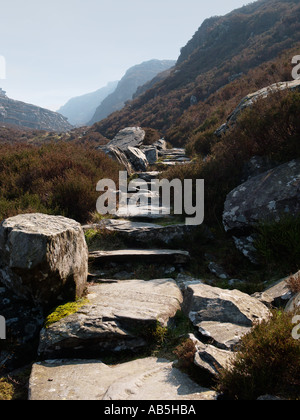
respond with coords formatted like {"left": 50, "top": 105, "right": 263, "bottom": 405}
{"left": 286, "top": 271, "right": 300, "bottom": 294}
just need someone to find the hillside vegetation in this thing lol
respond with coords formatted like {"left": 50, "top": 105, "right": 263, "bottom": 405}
{"left": 86, "top": 0, "right": 300, "bottom": 145}
{"left": 0, "top": 143, "right": 121, "bottom": 223}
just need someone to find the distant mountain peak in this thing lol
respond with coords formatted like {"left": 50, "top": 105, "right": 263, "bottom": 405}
{"left": 88, "top": 59, "right": 176, "bottom": 125}
{"left": 57, "top": 81, "right": 118, "bottom": 127}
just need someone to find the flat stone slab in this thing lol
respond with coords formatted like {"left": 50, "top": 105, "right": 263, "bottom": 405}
{"left": 83, "top": 219, "right": 195, "bottom": 246}
{"left": 183, "top": 283, "right": 270, "bottom": 350}
{"left": 136, "top": 171, "right": 161, "bottom": 182}
{"left": 38, "top": 279, "right": 183, "bottom": 358}
{"left": 29, "top": 357, "right": 217, "bottom": 400}
{"left": 89, "top": 249, "right": 191, "bottom": 265}
{"left": 107, "top": 127, "right": 145, "bottom": 150}
{"left": 197, "top": 321, "right": 251, "bottom": 350}
{"left": 116, "top": 204, "right": 173, "bottom": 219}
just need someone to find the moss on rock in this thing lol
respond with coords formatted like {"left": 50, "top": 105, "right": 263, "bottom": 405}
{"left": 45, "top": 298, "right": 89, "bottom": 328}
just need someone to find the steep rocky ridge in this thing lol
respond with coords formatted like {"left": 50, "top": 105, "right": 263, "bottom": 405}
{"left": 0, "top": 94, "right": 72, "bottom": 132}
{"left": 86, "top": 0, "right": 300, "bottom": 144}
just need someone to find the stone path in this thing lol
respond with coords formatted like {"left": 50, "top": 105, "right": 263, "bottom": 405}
{"left": 28, "top": 138, "right": 271, "bottom": 400}
{"left": 38, "top": 279, "right": 183, "bottom": 359}
{"left": 29, "top": 358, "right": 217, "bottom": 401}
{"left": 83, "top": 219, "right": 195, "bottom": 246}
{"left": 89, "top": 249, "right": 191, "bottom": 265}
{"left": 158, "top": 148, "right": 192, "bottom": 166}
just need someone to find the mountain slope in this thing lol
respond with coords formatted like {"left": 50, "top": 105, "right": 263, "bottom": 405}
{"left": 88, "top": 59, "right": 176, "bottom": 125}
{"left": 0, "top": 93, "right": 72, "bottom": 132}
{"left": 86, "top": 0, "right": 300, "bottom": 144}
{"left": 57, "top": 81, "right": 118, "bottom": 126}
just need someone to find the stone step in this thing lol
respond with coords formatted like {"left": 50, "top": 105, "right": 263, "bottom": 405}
{"left": 29, "top": 357, "right": 217, "bottom": 401}
{"left": 83, "top": 219, "right": 194, "bottom": 246}
{"left": 158, "top": 161, "right": 191, "bottom": 166}
{"left": 116, "top": 203, "right": 172, "bottom": 219}
{"left": 159, "top": 148, "right": 186, "bottom": 155}
{"left": 182, "top": 283, "right": 271, "bottom": 350}
{"left": 38, "top": 279, "right": 183, "bottom": 358}
{"left": 136, "top": 171, "right": 162, "bottom": 182}
{"left": 89, "top": 249, "right": 191, "bottom": 265}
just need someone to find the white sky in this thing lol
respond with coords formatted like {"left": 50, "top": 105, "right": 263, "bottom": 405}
{"left": 0, "top": 0, "right": 248, "bottom": 111}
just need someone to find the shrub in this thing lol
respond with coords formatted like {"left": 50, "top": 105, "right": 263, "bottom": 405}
{"left": 142, "top": 127, "right": 161, "bottom": 146}
{"left": 166, "top": 90, "right": 300, "bottom": 226}
{"left": 254, "top": 215, "right": 300, "bottom": 273}
{"left": 216, "top": 311, "right": 300, "bottom": 400}
{"left": 286, "top": 271, "right": 300, "bottom": 294}
{"left": 173, "top": 338, "right": 196, "bottom": 369}
{"left": 0, "top": 378, "right": 14, "bottom": 401}
{"left": 0, "top": 142, "right": 121, "bottom": 223}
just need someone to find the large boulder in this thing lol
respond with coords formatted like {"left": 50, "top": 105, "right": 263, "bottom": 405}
{"left": 183, "top": 283, "right": 270, "bottom": 350}
{"left": 29, "top": 357, "right": 217, "bottom": 401}
{"left": 124, "top": 146, "right": 149, "bottom": 172}
{"left": 0, "top": 214, "right": 88, "bottom": 310}
{"left": 141, "top": 146, "right": 158, "bottom": 165}
{"left": 107, "top": 127, "right": 145, "bottom": 150}
{"left": 223, "top": 159, "right": 300, "bottom": 234}
{"left": 99, "top": 145, "right": 134, "bottom": 174}
{"left": 215, "top": 80, "right": 300, "bottom": 136}
{"left": 99, "top": 144, "right": 148, "bottom": 173}
{"left": 38, "top": 279, "right": 183, "bottom": 358}
{"left": 253, "top": 277, "right": 294, "bottom": 308}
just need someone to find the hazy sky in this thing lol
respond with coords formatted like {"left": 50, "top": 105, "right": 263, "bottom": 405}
{"left": 0, "top": 0, "right": 248, "bottom": 111}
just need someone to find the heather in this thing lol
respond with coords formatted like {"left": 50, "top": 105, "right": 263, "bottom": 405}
{"left": 216, "top": 311, "right": 300, "bottom": 400}
{"left": 0, "top": 142, "right": 121, "bottom": 223}
{"left": 165, "top": 88, "right": 300, "bottom": 226}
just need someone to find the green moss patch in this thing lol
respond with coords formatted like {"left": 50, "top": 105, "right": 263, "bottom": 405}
{"left": 45, "top": 298, "right": 89, "bottom": 328}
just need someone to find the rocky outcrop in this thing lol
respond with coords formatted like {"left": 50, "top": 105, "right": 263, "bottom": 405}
{"left": 0, "top": 95, "right": 72, "bottom": 132}
{"left": 223, "top": 159, "right": 300, "bottom": 234}
{"left": 124, "top": 147, "right": 148, "bottom": 172}
{"left": 183, "top": 283, "right": 270, "bottom": 350}
{"left": 98, "top": 128, "right": 191, "bottom": 174}
{"left": 153, "top": 139, "right": 167, "bottom": 151}
{"left": 29, "top": 357, "right": 216, "bottom": 401}
{"left": 106, "top": 127, "right": 146, "bottom": 150}
{"left": 38, "top": 279, "right": 183, "bottom": 358}
{"left": 189, "top": 334, "right": 232, "bottom": 378}
{"left": 98, "top": 127, "right": 148, "bottom": 173}
{"left": 0, "top": 214, "right": 88, "bottom": 310}
{"left": 253, "top": 277, "right": 294, "bottom": 308}
{"left": 141, "top": 146, "right": 158, "bottom": 165}
{"left": 99, "top": 145, "right": 134, "bottom": 174}
{"left": 215, "top": 81, "right": 300, "bottom": 136}
{"left": 241, "top": 156, "right": 279, "bottom": 183}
